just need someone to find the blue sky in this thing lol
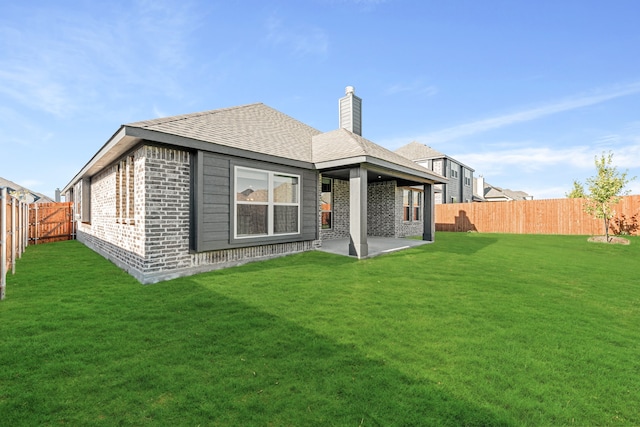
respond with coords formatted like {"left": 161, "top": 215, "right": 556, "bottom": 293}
{"left": 1, "top": 0, "right": 639, "bottom": 199}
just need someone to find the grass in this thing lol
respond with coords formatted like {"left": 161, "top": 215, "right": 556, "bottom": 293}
{"left": 1, "top": 233, "right": 639, "bottom": 426}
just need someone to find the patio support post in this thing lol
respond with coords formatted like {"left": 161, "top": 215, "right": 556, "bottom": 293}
{"left": 423, "top": 183, "right": 435, "bottom": 242}
{"left": 348, "top": 165, "right": 368, "bottom": 258}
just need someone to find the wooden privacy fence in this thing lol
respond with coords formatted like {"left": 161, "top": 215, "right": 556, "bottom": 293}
{"left": 1, "top": 187, "right": 29, "bottom": 300}
{"left": 1, "top": 196, "right": 74, "bottom": 300}
{"left": 436, "top": 195, "right": 640, "bottom": 235}
{"left": 29, "top": 202, "right": 75, "bottom": 245}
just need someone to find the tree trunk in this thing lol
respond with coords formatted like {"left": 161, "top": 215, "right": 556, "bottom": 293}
{"left": 604, "top": 216, "right": 610, "bottom": 242}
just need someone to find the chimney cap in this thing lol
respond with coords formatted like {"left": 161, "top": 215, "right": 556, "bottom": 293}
{"left": 345, "top": 86, "right": 355, "bottom": 95}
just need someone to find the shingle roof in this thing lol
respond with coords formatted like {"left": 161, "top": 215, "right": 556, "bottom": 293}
{"left": 123, "top": 104, "right": 444, "bottom": 182}
{"left": 126, "top": 103, "right": 322, "bottom": 163}
{"left": 395, "top": 141, "right": 445, "bottom": 160}
{"left": 483, "top": 182, "right": 532, "bottom": 200}
{"left": 312, "top": 129, "right": 442, "bottom": 176}
{"left": 0, "top": 177, "right": 53, "bottom": 203}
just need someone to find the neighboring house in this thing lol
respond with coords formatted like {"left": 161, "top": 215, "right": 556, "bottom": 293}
{"left": 62, "top": 87, "right": 446, "bottom": 284}
{"left": 474, "top": 176, "right": 533, "bottom": 201}
{"left": 0, "top": 177, "right": 54, "bottom": 204}
{"left": 395, "top": 141, "right": 475, "bottom": 204}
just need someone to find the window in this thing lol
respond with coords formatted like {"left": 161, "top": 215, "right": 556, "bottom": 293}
{"left": 404, "top": 189, "right": 422, "bottom": 221}
{"left": 450, "top": 168, "right": 459, "bottom": 178}
{"left": 235, "top": 167, "right": 299, "bottom": 238}
{"left": 81, "top": 178, "right": 91, "bottom": 223}
{"left": 320, "top": 177, "right": 332, "bottom": 229}
{"left": 116, "top": 155, "right": 135, "bottom": 224}
{"left": 413, "top": 190, "right": 422, "bottom": 221}
{"left": 403, "top": 189, "right": 411, "bottom": 221}
{"left": 464, "top": 169, "right": 471, "bottom": 186}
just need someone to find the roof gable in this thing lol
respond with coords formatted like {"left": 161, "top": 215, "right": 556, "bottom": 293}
{"left": 395, "top": 141, "right": 445, "bottom": 160}
{"left": 483, "top": 182, "right": 532, "bottom": 201}
{"left": 312, "top": 129, "right": 444, "bottom": 179}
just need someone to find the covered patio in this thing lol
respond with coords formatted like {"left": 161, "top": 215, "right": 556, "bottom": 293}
{"left": 317, "top": 236, "right": 432, "bottom": 258}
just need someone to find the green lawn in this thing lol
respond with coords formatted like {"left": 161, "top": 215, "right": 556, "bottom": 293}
{"left": 1, "top": 233, "right": 639, "bottom": 426}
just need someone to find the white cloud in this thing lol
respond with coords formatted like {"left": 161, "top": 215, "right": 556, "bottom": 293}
{"left": 386, "top": 81, "right": 437, "bottom": 97}
{"left": 153, "top": 105, "right": 168, "bottom": 118}
{"left": 266, "top": 15, "right": 329, "bottom": 56}
{"left": 419, "top": 82, "right": 640, "bottom": 144}
{"left": 0, "top": 68, "right": 72, "bottom": 117}
{"left": 0, "top": 1, "right": 199, "bottom": 117}
{"left": 455, "top": 146, "right": 595, "bottom": 176}
{"left": 456, "top": 139, "right": 640, "bottom": 174}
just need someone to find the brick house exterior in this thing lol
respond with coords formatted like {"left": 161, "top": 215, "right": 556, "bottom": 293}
{"left": 63, "top": 88, "right": 444, "bottom": 283}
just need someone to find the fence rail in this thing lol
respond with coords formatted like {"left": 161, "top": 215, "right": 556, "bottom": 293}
{"left": 435, "top": 195, "right": 640, "bottom": 235}
{"left": 1, "top": 196, "right": 74, "bottom": 300}
{"left": 29, "top": 202, "right": 75, "bottom": 245}
{"left": 1, "top": 188, "right": 29, "bottom": 300}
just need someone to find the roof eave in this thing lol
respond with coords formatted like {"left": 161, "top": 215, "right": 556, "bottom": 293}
{"left": 62, "top": 126, "right": 141, "bottom": 193}
{"left": 315, "top": 156, "right": 447, "bottom": 184}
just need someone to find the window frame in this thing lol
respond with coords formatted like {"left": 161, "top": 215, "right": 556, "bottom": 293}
{"left": 403, "top": 189, "right": 411, "bottom": 221}
{"left": 80, "top": 177, "right": 91, "bottom": 224}
{"left": 116, "top": 155, "right": 135, "bottom": 225}
{"left": 320, "top": 177, "right": 333, "bottom": 230}
{"left": 413, "top": 190, "right": 422, "bottom": 221}
{"left": 234, "top": 166, "right": 301, "bottom": 239}
{"left": 464, "top": 169, "right": 472, "bottom": 186}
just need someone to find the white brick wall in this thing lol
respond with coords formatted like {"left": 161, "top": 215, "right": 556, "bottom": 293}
{"left": 78, "top": 145, "right": 319, "bottom": 283}
{"left": 76, "top": 148, "right": 145, "bottom": 257}
{"left": 76, "top": 146, "right": 146, "bottom": 275}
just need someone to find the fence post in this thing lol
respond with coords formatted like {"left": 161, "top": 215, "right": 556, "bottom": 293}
{"left": 1, "top": 187, "right": 7, "bottom": 300}
{"left": 18, "top": 201, "right": 24, "bottom": 256}
{"left": 11, "top": 197, "right": 16, "bottom": 274}
{"left": 34, "top": 203, "right": 39, "bottom": 245}
{"left": 24, "top": 202, "right": 29, "bottom": 248}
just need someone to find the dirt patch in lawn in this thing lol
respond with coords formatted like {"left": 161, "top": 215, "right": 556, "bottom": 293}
{"left": 588, "top": 236, "right": 630, "bottom": 245}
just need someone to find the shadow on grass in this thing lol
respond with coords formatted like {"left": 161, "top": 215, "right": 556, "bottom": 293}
{"left": 1, "top": 240, "right": 514, "bottom": 426}
{"left": 1, "top": 249, "right": 512, "bottom": 425}
{"left": 134, "top": 282, "right": 514, "bottom": 426}
{"left": 426, "top": 233, "right": 499, "bottom": 256}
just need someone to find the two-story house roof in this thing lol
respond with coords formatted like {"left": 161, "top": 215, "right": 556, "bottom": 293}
{"left": 395, "top": 141, "right": 475, "bottom": 204}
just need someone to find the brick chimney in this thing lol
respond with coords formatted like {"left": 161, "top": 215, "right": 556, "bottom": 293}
{"left": 339, "top": 86, "right": 362, "bottom": 136}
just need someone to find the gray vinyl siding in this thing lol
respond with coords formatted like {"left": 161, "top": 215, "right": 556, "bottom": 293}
{"left": 462, "top": 167, "right": 473, "bottom": 202}
{"left": 193, "top": 151, "right": 317, "bottom": 252}
{"left": 448, "top": 161, "right": 461, "bottom": 203}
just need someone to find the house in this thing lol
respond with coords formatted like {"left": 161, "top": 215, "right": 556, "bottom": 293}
{"left": 395, "top": 141, "right": 475, "bottom": 204}
{"left": 62, "top": 87, "right": 446, "bottom": 284}
{"left": 0, "top": 177, "right": 54, "bottom": 204}
{"left": 474, "top": 176, "right": 533, "bottom": 201}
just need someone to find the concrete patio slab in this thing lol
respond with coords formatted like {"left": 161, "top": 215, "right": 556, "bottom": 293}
{"left": 317, "top": 237, "right": 432, "bottom": 258}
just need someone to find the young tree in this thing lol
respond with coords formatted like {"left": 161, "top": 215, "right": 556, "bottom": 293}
{"left": 583, "top": 151, "right": 635, "bottom": 241}
{"left": 566, "top": 180, "right": 586, "bottom": 198}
